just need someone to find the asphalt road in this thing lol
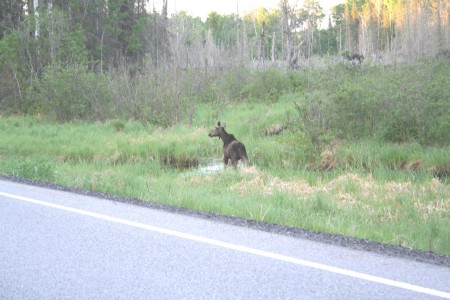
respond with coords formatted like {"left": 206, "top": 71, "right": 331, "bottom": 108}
{"left": 1, "top": 179, "right": 449, "bottom": 299}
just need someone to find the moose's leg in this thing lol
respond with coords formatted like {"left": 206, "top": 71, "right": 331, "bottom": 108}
{"left": 227, "top": 146, "right": 239, "bottom": 169}
{"left": 223, "top": 156, "right": 229, "bottom": 168}
{"left": 230, "top": 152, "right": 239, "bottom": 170}
{"left": 231, "top": 159, "right": 238, "bottom": 169}
{"left": 238, "top": 143, "right": 249, "bottom": 168}
{"left": 241, "top": 157, "right": 248, "bottom": 168}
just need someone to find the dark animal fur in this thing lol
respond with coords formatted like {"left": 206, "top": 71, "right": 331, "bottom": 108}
{"left": 344, "top": 53, "right": 365, "bottom": 64}
{"left": 208, "top": 121, "right": 248, "bottom": 169}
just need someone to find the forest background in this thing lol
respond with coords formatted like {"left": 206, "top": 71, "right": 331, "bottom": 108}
{"left": 1, "top": 0, "right": 449, "bottom": 122}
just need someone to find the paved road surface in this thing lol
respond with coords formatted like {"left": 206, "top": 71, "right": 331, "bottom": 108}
{"left": 1, "top": 179, "right": 449, "bottom": 299}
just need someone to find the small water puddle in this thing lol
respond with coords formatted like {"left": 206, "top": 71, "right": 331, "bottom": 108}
{"left": 198, "top": 157, "right": 224, "bottom": 174}
{"left": 180, "top": 157, "right": 224, "bottom": 176}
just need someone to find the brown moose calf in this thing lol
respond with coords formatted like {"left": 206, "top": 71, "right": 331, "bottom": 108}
{"left": 208, "top": 121, "right": 248, "bottom": 169}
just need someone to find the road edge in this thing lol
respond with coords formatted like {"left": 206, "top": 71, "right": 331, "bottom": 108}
{"left": 1, "top": 173, "right": 449, "bottom": 268}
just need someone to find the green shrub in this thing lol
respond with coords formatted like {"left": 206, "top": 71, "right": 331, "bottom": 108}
{"left": 110, "top": 119, "right": 125, "bottom": 132}
{"left": 293, "top": 60, "right": 450, "bottom": 146}
{"left": 28, "top": 63, "right": 112, "bottom": 121}
{"left": 242, "top": 68, "right": 288, "bottom": 102}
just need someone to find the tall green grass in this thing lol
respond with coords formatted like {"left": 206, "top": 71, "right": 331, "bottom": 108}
{"left": 1, "top": 105, "right": 449, "bottom": 255}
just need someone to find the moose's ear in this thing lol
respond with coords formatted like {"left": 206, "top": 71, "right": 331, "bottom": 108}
{"left": 217, "top": 121, "right": 221, "bottom": 127}
{"left": 223, "top": 123, "right": 227, "bottom": 128}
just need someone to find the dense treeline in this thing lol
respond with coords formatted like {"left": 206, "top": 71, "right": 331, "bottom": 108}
{"left": 1, "top": 0, "right": 448, "bottom": 71}
{"left": 0, "top": 0, "right": 449, "bottom": 144}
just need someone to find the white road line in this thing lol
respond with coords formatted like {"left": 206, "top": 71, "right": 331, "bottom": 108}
{"left": 2, "top": 191, "right": 450, "bottom": 299}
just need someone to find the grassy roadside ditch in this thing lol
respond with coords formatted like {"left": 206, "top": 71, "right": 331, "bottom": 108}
{"left": 1, "top": 101, "right": 449, "bottom": 256}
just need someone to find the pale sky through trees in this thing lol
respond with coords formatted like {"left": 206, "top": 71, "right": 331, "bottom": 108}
{"left": 154, "top": 0, "right": 344, "bottom": 20}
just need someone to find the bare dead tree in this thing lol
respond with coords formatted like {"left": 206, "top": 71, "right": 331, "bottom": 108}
{"left": 162, "top": 0, "right": 168, "bottom": 20}
{"left": 271, "top": 31, "right": 276, "bottom": 63}
{"left": 280, "top": 0, "right": 296, "bottom": 69}
{"left": 279, "top": 0, "right": 307, "bottom": 69}
{"left": 259, "top": 20, "right": 266, "bottom": 62}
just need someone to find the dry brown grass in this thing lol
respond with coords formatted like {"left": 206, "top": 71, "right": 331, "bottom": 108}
{"left": 228, "top": 168, "right": 449, "bottom": 220}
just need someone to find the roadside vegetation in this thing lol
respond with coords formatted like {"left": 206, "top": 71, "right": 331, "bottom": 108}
{"left": 1, "top": 59, "right": 449, "bottom": 256}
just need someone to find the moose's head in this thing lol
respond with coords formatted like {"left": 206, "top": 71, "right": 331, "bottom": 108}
{"left": 208, "top": 121, "right": 226, "bottom": 138}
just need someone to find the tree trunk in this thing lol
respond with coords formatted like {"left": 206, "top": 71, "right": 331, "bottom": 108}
{"left": 281, "top": 0, "right": 296, "bottom": 69}
{"left": 162, "top": 0, "right": 168, "bottom": 20}
{"left": 271, "top": 31, "right": 276, "bottom": 62}
{"left": 259, "top": 21, "right": 266, "bottom": 62}
{"left": 436, "top": 0, "right": 442, "bottom": 53}
{"left": 48, "top": 1, "right": 55, "bottom": 61}
{"left": 34, "top": 0, "right": 39, "bottom": 39}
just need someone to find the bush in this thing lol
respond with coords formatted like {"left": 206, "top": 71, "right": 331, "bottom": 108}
{"left": 201, "top": 68, "right": 292, "bottom": 104}
{"left": 332, "top": 80, "right": 378, "bottom": 138}
{"left": 110, "top": 119, "right": 125, "bottom": 132}
{"left": 294, "top": 60, "right": 450, "bottom": 146}
{"left": 28, "top": 63, "right": 112, "bottom": 121}
{"left": 381, "top": 61, "right": 450, "bottom": 145}
{"left": 242, "top": 68, "right": 289, "bottom": 103}
{"left": 130, "top": 68, "right": 198, "bottom": 127}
